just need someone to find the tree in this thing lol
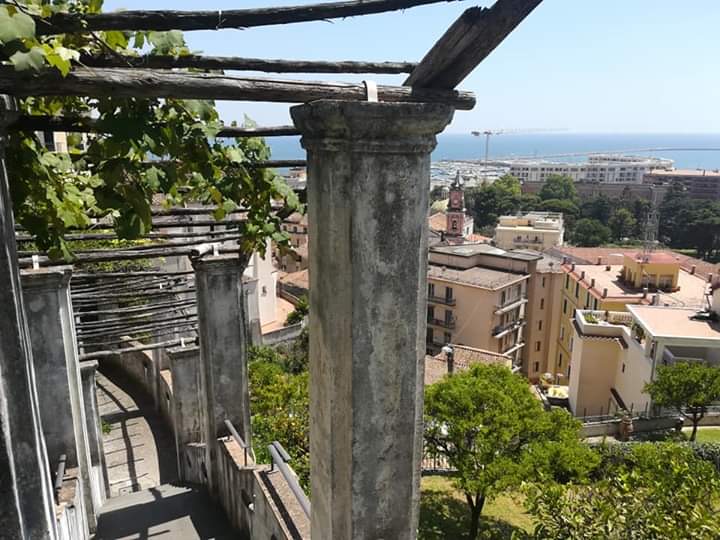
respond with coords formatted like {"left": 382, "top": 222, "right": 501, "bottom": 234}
{"left": 285, "top": 295, "right": 309, "bottom": 326}
{"left": 538, "top": 174, "right": 577, "bottom": 202}
{"left": 468, "top": 175, "right": 522, "bottom": 228}
{"left": 608, "top": 207, "right": 637, "bottom": 242}
{"left": 525, "top": 443, "right": 720, "bottom": 539}
{"left": 571, "top": 218, "right": 611, "bottom": 247}
{"left": 519, "top": 193, "right": 541, "bottom": 212}
{"left": 3, "top": 1, "right": 300, "bottom": 261}
{"left": 644, "top": 362, "right": 720, "bottom": 441}
{"left": 581, "top": 195, "right": 613, "bottom": 223}
{"left": 424, "top": 364, "right": 597, "bottom": 539}
{"left": 429, "top": 185, "right": 447, "bottom": 203}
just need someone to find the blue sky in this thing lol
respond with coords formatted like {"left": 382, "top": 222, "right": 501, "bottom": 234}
{"left": 103, "top": 0, "right": 720, "bottom": 134}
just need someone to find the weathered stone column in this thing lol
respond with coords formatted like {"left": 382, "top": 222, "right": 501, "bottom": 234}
{"left": 80, "top": 361, "right": 108, "bottom": 511}
{"left": 192, "top": 255, "right": 252, "bottom": 491}
{"left": 0, "top": 95, "right": 57, "bottom": 538}
{"left": 291, "top": 100, "right": 453, "bottom": 540}
{"left": 167, "top": 344, "right": 204, "bottom": 482}
{"left": 22, "top": 267, "right": 95, "bottom": 534}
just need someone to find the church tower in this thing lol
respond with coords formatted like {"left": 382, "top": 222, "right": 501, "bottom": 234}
{"left": 446, "top": 172, "right": 466, "bottom": 238}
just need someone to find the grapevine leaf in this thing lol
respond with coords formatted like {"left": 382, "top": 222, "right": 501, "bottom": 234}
{"left": 0, "top": 7, "right": 35, "bottom": 44}
{"left": 10, "top": 47, "right": 47, "bottom": 71}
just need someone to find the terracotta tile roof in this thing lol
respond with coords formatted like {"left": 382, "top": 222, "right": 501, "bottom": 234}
{"left": 425, "top": 345, "right": 511, "bottom": 385}
{"left": 428, "top": 212, "right": 447, "bottom": 232}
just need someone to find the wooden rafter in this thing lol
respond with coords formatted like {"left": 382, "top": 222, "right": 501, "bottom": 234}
{"left": 405, "top": 0, "right": 543, "bottom": 89}
{"left": 33, "top": 0, "right": 463, "bottom": 35}
{"left": 0, "top": 67, "right": 475, "bottom": 109}
{"left": 78, "top": 54, "right": 417, "bottom": 74}
{"left": 11, "top": 115, "right": 300, "bottom": 137}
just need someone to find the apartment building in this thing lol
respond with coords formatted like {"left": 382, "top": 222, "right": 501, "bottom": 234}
{"left": 569, "top": 299, "right": 720, "bottom": 418}
{"left": 494, "top": 212, "right": 564, "bottom": 251}
{"left": 554, "top": 252, "right": 709, "bottom": 387}
{"left": 643, "top": 168, "right": 720, "bottom": 199}
{"left": 508, "top": 154, "right": 672, "bottom": 184}
{"left": 276, "top": 212, "right": 309, "bottom": 271}
{"left": 426, "top": 243, "right": 541, "bottom": 366}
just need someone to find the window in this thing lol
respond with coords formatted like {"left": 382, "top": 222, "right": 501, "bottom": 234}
{"left": 570, "top": 338, "right": 574, "bottom": 352}
{"left": 293, "top": 226, "right": 298, "bottom": 233}
{"left": 445, "top": 286, "right": 453, "bottom": 302}
{"left": 500, "top": 291, "right": 506, "bottom": 305}
{"left": 427, "top": 306, "right": 434, "bottom": 322}
{"left": 593, "top": 298, "right": 598, "bottom": 310}
{"left": 559, "top": 354, "right": 563, "bottom": 368}
{"left": 540, "top": 298, "right": 545, "bottom": 310}
{"left": 563, "top": 299, "right": 568, "bottom": 314}
{"left": 565, "top": 275, "right": 569, "bottom": 288}
{"left": 560, "top": 326, "right": 565, "bottom": 340}
{"left": 426, "top": 327, "right": 433, "bottom": 343}
{"left": 428, "top": 283, "right": 435, "bottom": 297}
{"left": 538, "top": 320, "right": 543, "bottom": 331}
{"left": 535, "top": 341, "right": 541, "bottom": 352}
{"left": 622, "top": 363, "right": 626, "bottom": 373}
{"left": 451, "top": 219, "right": 458, "bottom": 231}
{"left": 444, "top": 332, "right": 451, "bottom": 344}
{"left": 574, "top": 282, "right": 579, "bottom": 298}
{"left": 534, "top": 362, "right": 539, "bottom": 372}
{"left": 444, "top": 309, "right": 452, "bottom": 325}
{"left": 542, "top": 277, "right": 546, "bottom": 288}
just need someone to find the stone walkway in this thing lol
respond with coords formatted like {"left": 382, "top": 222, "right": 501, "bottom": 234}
{"left": 95, "top": 483, "right": 235, "bottom": 540}
{"left": 96, "top": 366, "right": 177, "bottom": 497}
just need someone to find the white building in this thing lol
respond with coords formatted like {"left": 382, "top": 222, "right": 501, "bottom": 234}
{"left": 494, "top": 212, "right": 564, "bottom": 251}
{"left": 507, "top": 154, "right": 673, "bottom": 184}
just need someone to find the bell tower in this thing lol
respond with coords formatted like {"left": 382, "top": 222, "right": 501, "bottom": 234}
{"left": 446, "top": 171, "right": 466, "bottom": 237}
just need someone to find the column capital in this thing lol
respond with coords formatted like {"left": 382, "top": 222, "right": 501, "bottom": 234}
{"left": 191, "top": 254, "right": 241, "bottom": 274}
{"left": 79, "top": 360, "right": 98, "bottom": 378}
{"left": 291, "top": 100, "right": 453, "bottom": 154}
{"left": 21, "top": 266, "right": 72, "bottom": 291}
{"left": 167, "top": 344, "right": 200, "bottom": 361}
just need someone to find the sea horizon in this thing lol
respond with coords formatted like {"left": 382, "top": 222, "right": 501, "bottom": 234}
{"left": 268, "top": 132, "right": 720, "bottom": 171}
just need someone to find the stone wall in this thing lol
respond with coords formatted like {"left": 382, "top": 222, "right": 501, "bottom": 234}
{"left": 55, "top": 472, "right": 89, "bottom": 540}
{"left": 262, "top": 321, "right": 305, "bottom": 347}
{"left": 581, "top": 412, "right": 720, "bottom": 438}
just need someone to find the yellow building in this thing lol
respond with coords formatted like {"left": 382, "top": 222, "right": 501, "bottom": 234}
{"left": 426, "top": 243, "right": 541, "bottom": 366}
{"left": 493, "top": 212, "right": 564, "bottom": 251}
{"left": 555, "top": 252, "right": 708, "bottom": 387}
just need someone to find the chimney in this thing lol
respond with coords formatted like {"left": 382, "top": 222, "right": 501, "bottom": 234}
{"left": 597, "top": 256, "right": 602, "bottom": 265}
{"left": 708, "top": 273, "right": 714, "bottom": 284}
{"left": 571, "top": 263, "right": 576, "bottom": 271}
{"left": 602, "top": 288, "right": 608, "bottom": 298}
{"left": 691, "top": 265, "right": 697, "bottom": 275}
{"left": 653, "top": 294, "right": 660, "bottom": 306}
{"left": 562, "top": 256, "right": 568, "bottom": 264}
{"left": 580, "top": 271, "right": 586, "bottom": 281}
{"left": 590, "top": 278, "right": 596, "bottom": 288}
{"left": 605, "top": 265, "right": 611, "bottom": 271}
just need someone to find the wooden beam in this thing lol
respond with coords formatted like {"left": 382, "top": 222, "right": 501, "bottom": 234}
{"left": 11, "top": 114, "right": 300, "bottom": 138}
{"left": 34, "top": 0, "right": 463, "bottom": 35}
{"left": 78, "top": 53, "right": 417, "bottom": 74}
{"left": 0, "top": 67, "right": 476, "bottom": 110}
{"left": 405, "top": 0, "right": 543, "bottom": 89}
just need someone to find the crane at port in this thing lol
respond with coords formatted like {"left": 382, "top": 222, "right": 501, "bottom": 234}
{"left": 471, "top": 128, "right": 565, "bottom": 176}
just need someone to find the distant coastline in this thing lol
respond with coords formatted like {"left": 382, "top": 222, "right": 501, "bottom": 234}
{"left": 268, "top": 133, "right": 720, "bottom": 170}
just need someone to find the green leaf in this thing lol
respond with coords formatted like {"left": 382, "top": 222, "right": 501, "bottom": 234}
{"left": 0, "top": 7, "right": 36, "bottom": 44}
{"left": 10, "top": 46, "right": 46, "bottom": 72}
{"left": 44, "top": 46, "right": 79, "bottom": 76}
{"left": 148, "top": 30, "right": 185, "bottom": 54}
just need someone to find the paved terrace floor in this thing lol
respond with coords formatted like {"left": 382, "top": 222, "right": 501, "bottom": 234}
{"left": 94, "top": 365, "right": 234, "bottom": 539}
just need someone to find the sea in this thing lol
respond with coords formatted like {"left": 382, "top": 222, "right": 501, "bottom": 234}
{"left": 268, "top": 133, "right": 720, "bottom": 171}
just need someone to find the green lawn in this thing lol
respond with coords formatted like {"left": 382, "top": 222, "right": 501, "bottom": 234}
{"left": 419, "top": 476, "right": 534, "bottom": 540}
{"left": 692, "top": 428, "right": 720, "bottom": 443}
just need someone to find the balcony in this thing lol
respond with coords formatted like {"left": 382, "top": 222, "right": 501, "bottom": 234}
{"left": 493, "top": 320, "right": 526, "bottom": 338}
{"left": 494, "top": 296, "right": 528, "bottom": 315}
{"left": 428, "top": 294, "right": 456, "bottom": 306}
{"left": 575, "top": 310, "right": 632, "bottom": 339}
{"left": 428, "top": 317, "right": 456, "bottom": 330}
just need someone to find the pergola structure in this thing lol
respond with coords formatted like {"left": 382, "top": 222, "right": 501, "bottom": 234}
{"left": 0, "top": 1, "right": 543, "bottom": 538}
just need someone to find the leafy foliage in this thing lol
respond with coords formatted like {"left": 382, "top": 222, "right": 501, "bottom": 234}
{"left": 2, "top": 0, "right": 300, "bottom": 260}
{"left": 285, "top": 295, "right": 309, "bottom": 326}
{"left": 424, "top": 364, "right": 597, "bottom": 539}
{"left": 538, "top": 174, "right": 578, "bottom": 203}
{"left": 644, "top": 362, "right": 720, "bottom": 441}
{"left": 570, "top": 218, "right": 611, "bottom": 247}
{"left": 659, "top": 183, "right": 720, "bottom": 260}
{"left": 248, "top": 334, "right": 310, "bottom": 489}
{"left": 526, "top": 443, "right": 720, "bottom": 539}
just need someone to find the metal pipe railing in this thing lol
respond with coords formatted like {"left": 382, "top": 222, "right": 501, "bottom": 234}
{"left": 224, "top": 419, "right": 253, "bottom": 467}
{"left": 268, "top": 441, "right": 311, "bottom": 520}
{"left": 53, "top": 453, "right": 67, "bottom": 504}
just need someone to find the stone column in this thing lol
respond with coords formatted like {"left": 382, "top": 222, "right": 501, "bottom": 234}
{"left": 291, "top": 100, "right": 453, "bottom": 540}
{"left": 22, "top": 267, "right": 95, "bottom": 534}
{"left": 192, "top": 255, "right": 252, "bottom": 491}
{"left": 80, "top": 361, "right": 107, "bottom": 513}
{"left": 0, "top": 95, "right": 57, "bottom": 538}
{"left": 167, "top": 344, "right": 204, "bottom": 482}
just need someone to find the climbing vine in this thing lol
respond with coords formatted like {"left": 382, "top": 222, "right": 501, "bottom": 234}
{"left": 1, "top": 0, "right": 300, "bottom": 259}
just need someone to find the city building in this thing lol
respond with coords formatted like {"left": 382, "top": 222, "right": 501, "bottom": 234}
{"left": 493, "top": 211, "right": 564, "bottom": 251}
{"left": 522, "top": 254, "right": 565, "bottom": 382}
{"left": 508, "top": 154, "right": 672, "bottom": 184}
{"left": 553, "top": 252, "right": 709, "bottom": 387}
{"left": 424, "top": 344, "right": 512, "bottom": 385}
{"left": 643, "top": 168, "right": 720, "bottom": 199}
{"left": 569, "top": 298, "right": 720, "bottom": 418}
{"left": 426, "top": 243, "right": 542, "bottom": 365}
{"left": 276, "top": 212, "right": 309, "bottom": 271}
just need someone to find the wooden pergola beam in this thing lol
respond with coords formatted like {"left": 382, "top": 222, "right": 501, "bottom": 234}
{"left": 11, "top": 114, "right": 300, "bottom": 138}
{"left": 33, "top": 0, "right": 462, "bottom": 35}
{"left": 78, "top": 54, "right": 417, "bottom": 74}
{"left": 0, "top": 67, "right": 476, "bottom": 110}
{"left": 405, "top": 0, "right": 543, "bottom": 89}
